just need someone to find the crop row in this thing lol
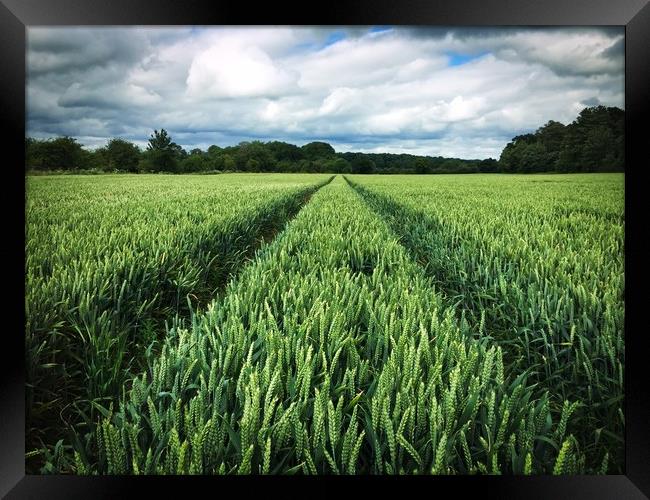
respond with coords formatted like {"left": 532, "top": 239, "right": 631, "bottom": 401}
{"left": 26, "top": 173, "right": 332, "bottom": 472}
{"left": 346, "top": 173, "right": 624, "bottom": 472}
{"left": 63, "top": 177, "right": 579, "bottom": 475}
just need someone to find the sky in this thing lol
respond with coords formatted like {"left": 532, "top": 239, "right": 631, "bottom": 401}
{"left": 26, "top": 26, "right": 624, "bottom": 159}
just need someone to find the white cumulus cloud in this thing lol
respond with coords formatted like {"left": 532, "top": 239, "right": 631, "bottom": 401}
{"left": 186, "top": 39, "right": 298, "bottom": 98}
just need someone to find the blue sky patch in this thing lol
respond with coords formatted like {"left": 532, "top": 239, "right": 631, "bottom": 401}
{"left": 447, "top": 51, "right": 488, "bottom": 66}
{"left": 323, "top": 31, "right": 346, "bottom": 48}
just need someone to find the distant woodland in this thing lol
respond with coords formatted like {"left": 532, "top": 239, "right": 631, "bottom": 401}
{"left": 25, "top": 105, "right": 624, "bottom": 174}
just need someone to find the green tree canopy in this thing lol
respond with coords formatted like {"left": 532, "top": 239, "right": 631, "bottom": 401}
{"left": 301, "top": 141, "right": 336, "bottom": 160}
{"left": 27, "top": 136, "right": 84, "bottom": 170}
{"left": 267, "top": 141, "right": 305, "bottom": 163}
{"left": 499, "top": 106, "right": 624, "bottom": 173}
{"left": 351, "top": 156, "right": 376, "bottom": 174}
{"left": 140, "top": 129, "right": 183, "bottom": 172}
{"left": 235, "top": 141, "right": 275, "bottom": 172}
{"left": 102, "top": 138, "right": 141, "bottom": 172}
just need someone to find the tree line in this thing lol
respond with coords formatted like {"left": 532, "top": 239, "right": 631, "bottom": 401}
{"left": 499, "top": 105, "right": 624, "bottom": 173}
{"left": 25, "top": 105, "right": 623, "bottom": 174}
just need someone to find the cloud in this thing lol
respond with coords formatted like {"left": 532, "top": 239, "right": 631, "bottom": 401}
{"left": 27, "top": 28, "right": 154, "bottom": 75}
{"left": 493, "top": 31, "right": 624, "bottom": 77}
{"left": 293, "top": 33, "right": 448, "bottom": 89}
{"left": 580, "top": 96, "right": 602, "bottom": 107}
{"left": 186, "top": 40, "right": 298, "bottom": 98}
{"left": 402, "top": 26, "right": 624, "bottom": 77}
{"left": 58, "top": 82, "right": 162, "bottom": 109}
{"left": 26, "top": 26, "right": 624, "bottom": 159}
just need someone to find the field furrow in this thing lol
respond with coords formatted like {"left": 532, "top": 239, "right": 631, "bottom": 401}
{"left": 25, "top": 173, "right": 331, "bottom": 472}
{"left": 67, "top": 177, "right": 574, "bottom": 475}
{"left": 346, "top": 173, "right": 624, "bottom": 472}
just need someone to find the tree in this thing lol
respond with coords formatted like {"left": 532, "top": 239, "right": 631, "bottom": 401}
{"left": 203, "top": 145, "right": 225, "bottom": 171}
{"left": 328, "top": 157, "right": 351, "bottom": 173}
{"left": 499, "top": 139, "right": 522, "bottom": 173}
{"left": 140, "top": 129, "right": 182, "bottom": 172}
{"left": 295, "top": 159, "right": 312, "bottom": 172}
{"left": 28, "top": 136, "right": 85, "bottom": 170}
{"left": 103, "top": 138, "right": 141, "bottom": 172}
{"left": 533, "top": 120, "right": 567, "bottom": 170}
{"left": 499, "top": 138, "right": 548, "bottom": 173}
{"left": 479, "top": 158, "right": 499, "bottom": 173}
{"left": 179, "top": 149, "right": 208, "bottom": 172}
{"left": 498, "top": 106, "right": 627, "bottom": 173}
{"left": 556, "top": 127, "right": 583, "bottom": 172}
{"left": 518, "top": 142, "right": 547, "bottom": 172}
{"left": 246, "top": 158, "right": 261, "bottom": 172}
{"left": 207, "top": 145, "right": 222, "bottom": 156}
{"left": 583, "top": 126, "right": 617, "bottom": 172}
{"left": 81, "top": 148, "right": 103, "bottom": 170}
{"left": 267, "top": 141, "right": 305, "bottom": 163}
{"left": 235, "top": 141, "right": 275, "bottom": 171}
{"left": 351, "top": 156, "right": 375, "bottom": 174}
{"left": 222, "top": 154, "right": 236, "bottom": 171}
{"left": 147, "top": 128, "right": 173, "bottom": 150}
{"left": 301, "top": 141, "right": 335, "bottom": 160}
{"left": 26, "top": 138, "right": 43, "bottom": 170}
{"left": 575, "top": 106, "right": 624, "bottom": 171}
{"left": 537, "top": 121, "right": 566, "bottom": 153}
{"left": 414, "top": 157, "right": 430, "bottom": 174}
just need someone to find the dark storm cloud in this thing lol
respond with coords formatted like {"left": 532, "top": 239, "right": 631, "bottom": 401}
{"left": 601, "top": 36, "right": 624, "bottom": 59}
{"left": 580, "top": 97, "right": 602, "bottom": 106}
{"left": 27, "top": 28, "right": 151, "bottom": 76}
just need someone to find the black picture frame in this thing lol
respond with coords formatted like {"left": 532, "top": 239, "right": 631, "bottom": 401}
{"left": 2, "top": 0, "right": 648, "bottom": 497}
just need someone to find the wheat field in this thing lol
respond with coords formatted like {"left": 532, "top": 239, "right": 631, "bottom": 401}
{"left": 25, "top": 173, "right": 624, "bottom": 475}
